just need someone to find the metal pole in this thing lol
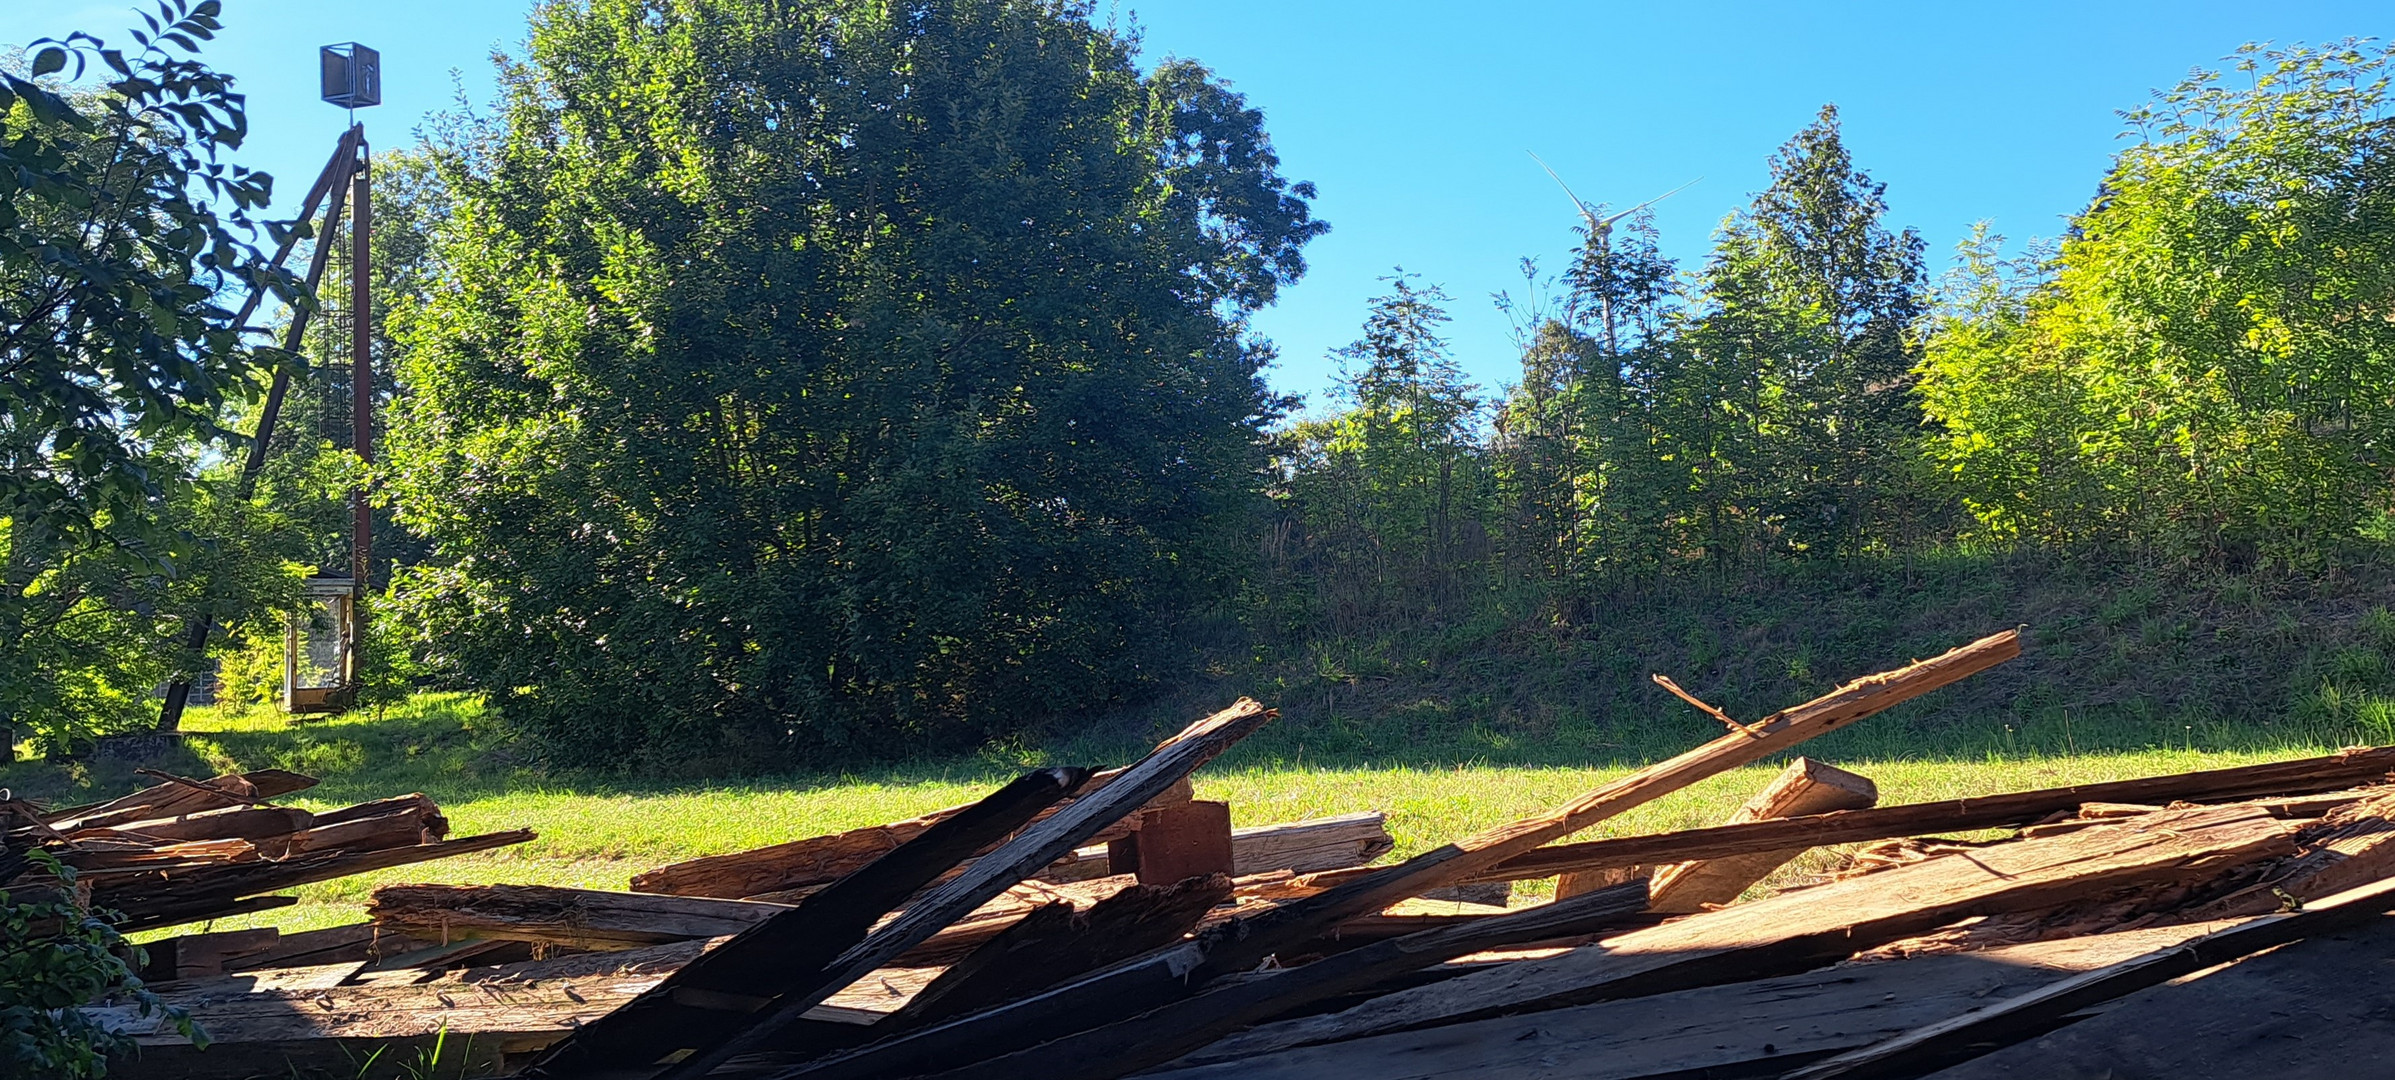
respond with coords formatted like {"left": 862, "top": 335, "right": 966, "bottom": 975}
{"left": 347, "top": 138, "right": 373, "bottom": 692}
{"left": 157, "top": 126, "right": 364, "bottom": 731}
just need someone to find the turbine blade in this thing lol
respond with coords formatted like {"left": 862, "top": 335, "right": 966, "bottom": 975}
{"left": 1527, "top": 150, "right": 1598, "bottom": 223}
{"left": 1605, "top": 176, "right": 1704, "bottom": 225}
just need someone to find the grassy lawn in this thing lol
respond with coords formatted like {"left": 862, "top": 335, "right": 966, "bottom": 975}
{"left": 6, "top": 689, "right": 2362, "bottom": 940}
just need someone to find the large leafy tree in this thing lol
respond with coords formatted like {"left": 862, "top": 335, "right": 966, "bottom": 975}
{"left": 386, "top": 0, "right": 1324, "bottom": 766}
{"left": 1, "top": 2, "right": 292, "bottom": 747}
{"left": 1921, "top": 41, "right": 2395, "bottom": 561}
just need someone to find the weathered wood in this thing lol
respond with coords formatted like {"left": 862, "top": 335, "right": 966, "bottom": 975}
{"left": 1037, "top": 812, "right": 1392, "bottom": 885}
{"left": 1109, "top": 801, "right": 1233, "bottom": 885}
{"left": 1142, "top": 922, "right": 2240, "bottom": 1080}
{"left": 98, "top": 829, "right": 535, "bottom": 931}
{"left": 2179, "top": 788, "right": 2395, "bottom": 920}
{"left": 370, "top": 883, "right": 794, "bottom": 949}
{"left": 220, "top": 922, "right": 435, "bottom": 973}
{"left": 650, "top": 700, "right": 1274, "bottom": 1080}
{"left": 85, "top": 805, "right": 314, "bottom": 845}
{"left": 772, "top": 637, "right": 2020, "bottom": 1080}
{"left": 1190, "top": 803, "right": 2297, "bottom": 1065}
{"left": 1399, "top": 744, "right": 2395, "bottom": 887}
{"left": 920, "top": 883, "right": 1658, "bottom": 1080}
{"left": 1643, "top": 757, "right": 1878, "bottom": 913}
{"left": 519, "top": 765, "right": 1097, "bottom": 1078}
{"left": 887, "top": 873, "right": 1233, "bottom": 1032}
{"left": 1791, "top": 875, "right": 2395, "bottom": 1080}
{"left": 47, "top": 769, "right": 316, "bottom": 832}
{"left": 282, "top": 800, "right": 448, "bottom": 856}
{"left": 136, "top": 928, "right": 281, "bottom": 983}
{"left": 631, "top": 772, "right": 1195, "bottom": 900}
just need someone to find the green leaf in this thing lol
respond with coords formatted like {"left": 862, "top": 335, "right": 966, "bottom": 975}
{"left": 31, "top": 47, "right": 67, "bottom": 78}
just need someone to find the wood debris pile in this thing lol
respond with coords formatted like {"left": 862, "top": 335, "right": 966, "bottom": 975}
{"left": 61, "top": 626, "right": 2395, "bottom": 1079}
{"left": 2, "top": 768, "right": 531, "bottom": 934}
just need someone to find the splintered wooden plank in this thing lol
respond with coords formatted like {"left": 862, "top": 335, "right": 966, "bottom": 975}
{"left": 1787, "top": 874, "right": 2395, "bottom": 1080}
{"left": 1036, "top": 812, "right": 1393, "bottom": 886}
{"left": 1191, "top": 803, "right": 2297, "bottom": 1066}
{"left": 371, "top": 884, "right": 793, "bottom": 948}
{"left": 779, "top": 635, "right": 2023, "bottom": 1080}
{"left": 1109, "top": 801, "right": 1234, "bottom": 885}
{"left": 2179, "top": 788, "right": 2395, "bottom": 919}
{"left": 98, "top": 830, "right": 535, "bottom": 932}
{"left": 631, "top": 772, "right": 1196, "bottom": 900}
{"left": 1143, "top": 922, "right": 2241, "bottom": 1080}
{"left": 643, "top": 699, "right": 1275, "bottom": 1080}
{"left": 1435, "top": 745, "right": 2395, "bottom": 887}
{"left": 886, "top": 873, "right": 1234, "bottom": 1033}
{"left": 1905, "top": 917, "right": 2395, "bottom": 1080}
{"left": 48, "top": 769, "right": 317, "bottom": 832}
{"left": 513, "top": 765, "right": 1096, "bottom": 1078}
{"left": 1644, "top": 757, "right": 1878, "bottom": 913}
{"left": 924, "top": 882, "right": 1658, "bottom": 1080}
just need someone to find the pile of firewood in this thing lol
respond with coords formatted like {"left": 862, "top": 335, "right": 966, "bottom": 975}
{"left": 1, "top": 768, "right": 531, "bottom": 933}
{"left": 69, "top": 626, "right": 2395, "bottom": 1079}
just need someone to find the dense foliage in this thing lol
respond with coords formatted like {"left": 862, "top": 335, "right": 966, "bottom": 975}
{"left": 1921, "top": 43, "right": 2395, "bottom": 560}
{"left": 384, "top": 0, "right": 1324, "bottom": 766}
{"left": 0, "top": 856, "right": 195, "bottom": 1079}
{"left": 0, "top": 3, "right": 299, "bottom": 751}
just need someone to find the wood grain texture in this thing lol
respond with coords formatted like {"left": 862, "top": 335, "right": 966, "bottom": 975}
{"left": 1192, "top": 803, "right": 2296, "bottom": 1065}
{"left": 1145, "top": 922, "right": 2239, "bottom": 1080}
{"left": 1644, "top": 757, "right": 1878, "bottom": 913}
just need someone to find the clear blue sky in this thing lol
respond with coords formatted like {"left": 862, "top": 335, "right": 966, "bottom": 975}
{"left": 10, "top": 0, "right": 2386, "bottom": 409}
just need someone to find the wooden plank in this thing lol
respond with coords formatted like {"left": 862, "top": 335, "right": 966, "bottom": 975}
{"left": 777, "top": 635, "right": 2022, "bottom": 1080}
{"left": 47, "top": 769, "right": 316, "bottom": 832}
{"left": 88, "top": 806, "right": 314, "bottom": 845}
{"left": 136, "top": 928, "right": 281, "bottom": 983}
{"left": 1908, "top": 917, "right": 2395, "bottom": 1080}
{"left": 1788, "top": 873, "right": 2395, "bottom": 1079}
{"left": 1189, "top": 803, "right": 2297, "bottom": 1065}
{"left": 1142, "top": 922, "right": 2241, "bottom": 1079}
{"left": 630, "top": 772, "right": 1196, "bottom": 900}
{"left": 1395, "top": 744, "right": 2395, "bottom": 887}
{"left": 98, "top": 830, "right": 535, "bottom": 931}
{"left": 1037, "top": 812, "right": 1392, "bottom": 885}
{"left": 516, "top": 765, "right": 1097, "bottom": 1077}
{"left": 920, "top": 882, "right": 1659, "bottom": 1080}
{"left": 640, "top": 699, "right": 1274, "bottom": 1080}
{"left": 2179, "top": 788, "right": 2395, "bottom": 919}
{"left": 886, "top": 872, "right": 1234, "bottom": 1033}
{"left": 222, "top": 922, "right": 435, "bottom": 973}
{"left": 370, "top": 883, "right": 792, "bottom": 949}
{"left": 1109, "top": 801, "right": 1234, "bottom": 885}
{"left": 1645, "top": 757, "right": 1878, "bottom": 913}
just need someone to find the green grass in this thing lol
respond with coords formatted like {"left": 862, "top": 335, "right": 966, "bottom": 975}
{"left": 2, "top": 688, "right": 2360, "bottom": 941}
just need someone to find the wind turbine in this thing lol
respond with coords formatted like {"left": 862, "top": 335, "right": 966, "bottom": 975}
{"left": 1527, "top": 152, "right": 1700, "bottom": 244}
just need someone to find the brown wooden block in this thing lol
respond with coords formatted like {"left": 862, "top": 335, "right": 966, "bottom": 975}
{"left": 1111, "top": 800, "right": 1234, "bottom": 886}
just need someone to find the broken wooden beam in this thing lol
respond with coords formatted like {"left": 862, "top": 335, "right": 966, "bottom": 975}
{"left": 1399, "top": 744, "right": 2395, "bottom": 888}
{"left": 46, "top": 769, "right": 316, "bottom": 832}
{"left": 98, "top": 829, "right": 535, "bottom": 932}
{"left": 1782, "top": 873, "right": 2395, "bottom": 1080}
{"left": 919, "top": 882, "right": 1658, "bottom": 1080}
{"left": 1643, "top": 757, "right": 1877, "bottom": 913}
{"left": 1142, "top": 921, "right": 2246, "bottom": 1079}
{"left": 518, "top": 764, "right": 1099, "bottom": 1077}
{"left": 630, "top": 774, "right": 1196, "bottom": 901}
{"left": 1038, "top": 811, "right": 1393, "bottom": 886}
{"left": 643, "top": 699, "right": 1275, "bottom": 1080}
{"left": 885, "top": 872, "right": 1235, "bottom": 1033}
{"left": 370, "top": 883, "right": 793, "bottom": 949}
{"left": 1189, "top": 802, "right": 2296, "bottom": 1066}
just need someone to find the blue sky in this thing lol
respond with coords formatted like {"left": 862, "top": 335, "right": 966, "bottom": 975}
{"left": 10, "top": 0, "right": 2386, "bottom": 410}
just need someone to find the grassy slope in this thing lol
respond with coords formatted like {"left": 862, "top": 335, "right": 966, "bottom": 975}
{"left": 12, "top": 550, "right": 2395, "bottom": 937}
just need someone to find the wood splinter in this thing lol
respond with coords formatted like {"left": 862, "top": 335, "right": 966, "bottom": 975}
{"left": 1652, "top": 674, "right": 1764, "bottom": 739}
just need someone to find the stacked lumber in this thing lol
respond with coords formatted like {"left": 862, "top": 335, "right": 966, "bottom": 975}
{"left": 79, "top": 627, "right": 2395, "bottom": 1080}
{"left": 1, "top": 768, "right": 533, "bottom": 932}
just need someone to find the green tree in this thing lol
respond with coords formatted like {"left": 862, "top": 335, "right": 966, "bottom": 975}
{"left": 1920, "top": 41, "right": 2395, "bottom": 561}
{"left": 384, "top": 0, "right": 1324, "bottom": 767}
{"left": 0, "top": 2, "right": 292, "bottom": 749}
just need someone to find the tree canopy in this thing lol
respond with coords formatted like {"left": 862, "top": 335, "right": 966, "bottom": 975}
{"left": 385, "top": 0, "right": 1325, "bottom": 766}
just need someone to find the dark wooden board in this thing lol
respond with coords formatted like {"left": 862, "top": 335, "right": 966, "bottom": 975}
{"left": 1919, "top": 914, "right": 2395, "bottom": 1080}
{"left": 1137, "top": 923, "right": 2234, "bottom": 1080}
